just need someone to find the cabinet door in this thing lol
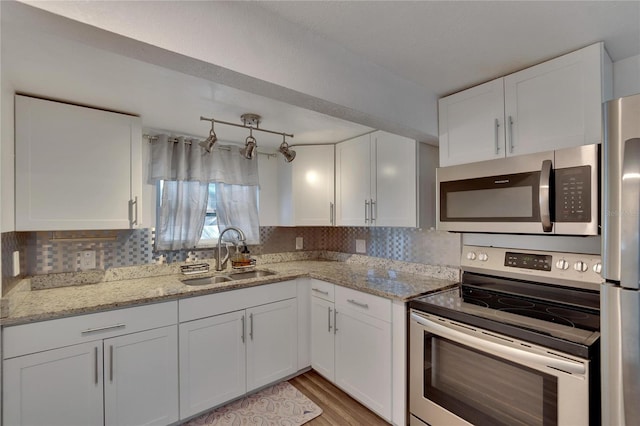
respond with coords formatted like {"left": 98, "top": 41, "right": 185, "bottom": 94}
{"left": 438, "top": 78, "right": 505, "bottom": 166}
{"left": 3, "top": 341, "right": 103, "bottom": 426}
{"left": 246, "top": 298, "right": 297, "bottom": 391}
{"left": 504, "top": 43, "right": 606, "bottom": 156}
{"left": 15, "top": 95, "right": 141, "bottom": 230}
{"left": 179, "top": 310, "right": 246, "bottom": 419}
{"left": 335, "top": 305, "right": 392, "bottom": 421}
{"left": 310, "top": 296, "right": 335, "bottom": 381}
{"left": 104, "top": 326, "right": 179, "bottom": 426}
{"left": 373, "top": 131, "right": 417, "bottom": 227}
{"left": 336, "top": 134, "right": 372, "bottom": 226}
{"left": 292, "top": 145, "right": 335, "bottom": 226}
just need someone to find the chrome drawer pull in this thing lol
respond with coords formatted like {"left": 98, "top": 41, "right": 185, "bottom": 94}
{"left": 109, "top": 345, "right": 114, "bottom": 382}
{"left": 312, "top": 288, "right": 329, "bottom": 295}
{"left": 241, "top": 315, "right": 245, "bottom": 343}
{"left": 81, "top": 324, "right": 126, "bottom": 335}
{"left": 328, "top": 307, "right": 332, "bottom": 332}
{"left": 94, "top": 347, "right": 99, "bottom": 385}
{"left": 347, "top": 299, "right": 369, "bottom": 309}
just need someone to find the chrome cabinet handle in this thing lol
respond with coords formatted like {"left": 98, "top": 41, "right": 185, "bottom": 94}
{"left": 94, "top": 347, "right": 99, "bottom": 385}
{"left": 410, "top": 312, "right": 585, "bottom": 374}
{"left": 334, "top": 309, "right": 338, "bottom": 334}
{"left": 81, "top": 324, "right": 125, "bottom": 335}
{"left": 539, "top": 159, "right": 553, "bottom": 233}
{"left": 364, "top": 200, "right": 370, "bottom": 224}
{"left": 494, "top": 118, "right": 501, "bottom": 154}
{"left": 129, "top": 196, "right": 138, "bottom": 227}
{"left": 330, "top": 202, "right": 334, "bottom": 225}
{"left": 508, "top": 115, "right": 514, "bottom": 153}
{"left": 109, "top": 345, "right": 114, "bottom": 383}
{"left": 249, "top": 313, "right": 254, "bottom": 340}
{"left": 370, "top": 199, "right": 376, "bottom": 222}
{"left": 347, "top": 299, "right": 369, "bottom": 309}
{"left": 312, "top": 288, "right": 329, "bottom": 295}
{"left": 241, "top": 315, "right": 245, "bottom": 343}
{"left": 328, "top": 307, "right": 332, "bottom": 332}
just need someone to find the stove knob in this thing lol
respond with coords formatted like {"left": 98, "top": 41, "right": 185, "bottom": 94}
{"left": 556, "top": 259, "right": 569, "bottom": 270}
{"left": 478, "top": 253, "right": 489, "bottom": 262}
{"left": 593, "top": 262, "right": 603, "bottom": 274}
{"left": 466, "top": 252, "right": 477, "bottom": 261}
{"left": 574, "top": 261, "right": 589, "bottom": 273}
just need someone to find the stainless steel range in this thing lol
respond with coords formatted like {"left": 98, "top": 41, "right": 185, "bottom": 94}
{"left": 408, "top": 245, "right": 602, "bottom": 426}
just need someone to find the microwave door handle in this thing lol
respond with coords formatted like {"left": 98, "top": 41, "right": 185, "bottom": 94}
{"left": 540, "top": 159, "right": 553, "bottom": 232}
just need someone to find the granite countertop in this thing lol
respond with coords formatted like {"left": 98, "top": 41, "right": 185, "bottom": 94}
{"left": 1, "top": 256, "right": 459, "bottom": 327}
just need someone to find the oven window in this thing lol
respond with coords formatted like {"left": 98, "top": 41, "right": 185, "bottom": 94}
{"left": 440, "top": 171, "right": 540, "bottom": 222}
{"left": 423, "top": 335, "right": 558, "bottom": 426}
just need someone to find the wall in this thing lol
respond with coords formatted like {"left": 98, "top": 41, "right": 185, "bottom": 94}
{"left": 613, "top": 54, "right": 640, "bottom": 98}
{"left": 1, "top": 227, "right": 460, "bottom": 289}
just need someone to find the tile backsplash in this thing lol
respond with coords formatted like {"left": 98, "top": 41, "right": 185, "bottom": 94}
{"left": 2, "top": 226, "right": 461, "bottom": 291}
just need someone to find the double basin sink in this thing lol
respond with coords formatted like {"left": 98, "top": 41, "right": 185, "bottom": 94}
{"left": 182, "top": 270, "right": 276, "bottom": 286}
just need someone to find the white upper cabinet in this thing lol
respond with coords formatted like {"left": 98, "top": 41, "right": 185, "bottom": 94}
{"left": 15, "top": 95, "right": 142, "bottom": 230}
{"left": 336, "top": 131, "right": 417, "bottom": 227}
{"left": 438, "top": 78, "right": 506, "bottom": 165}
{"left": 291, "top": 145, "right": 335, "bottom": 226}
{"left": 439, "top": 43, "right": 612, "bottom": 166}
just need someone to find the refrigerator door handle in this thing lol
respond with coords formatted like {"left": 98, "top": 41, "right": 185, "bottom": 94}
{"left": 621, "top": 138, "right": 640, "bottom": 289}
{"left": 621, "top": 289, "right": 640, "bottom": 425}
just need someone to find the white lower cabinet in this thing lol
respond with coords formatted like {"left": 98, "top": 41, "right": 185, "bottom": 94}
{"left": 178, "top": 281, "right": 298, "bottom": 420}
{"left": 104, "top": 326, "right": 179, "bottom": 426}
{"left": 179, "top": 310, "right": 247, "bottom": 416}
{"left": 2, "top": 301, "right": 179, "bottom": 426}
{"left": 246, "top": 299, "right": 298, "bottom": 391}
{"left": 335, "top": 304, "right": 392, "bottom": 420}
{"left": 3, "top": 341, "right": 104, "bottom": 426}
{"left": 309, "top": 280, "right": 392, "bottom": 422}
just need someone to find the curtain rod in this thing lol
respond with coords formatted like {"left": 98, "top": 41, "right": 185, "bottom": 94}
{"left": 143, "top": 134, "right": 277, "bottom": 158}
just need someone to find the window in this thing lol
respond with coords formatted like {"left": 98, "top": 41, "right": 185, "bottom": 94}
{"left": 200, "top": 184, "right": 220, "bottom": 245}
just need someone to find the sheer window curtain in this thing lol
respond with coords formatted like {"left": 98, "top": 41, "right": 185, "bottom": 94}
{"left": 150, "top": 134, "right": 260, "bottom": 250}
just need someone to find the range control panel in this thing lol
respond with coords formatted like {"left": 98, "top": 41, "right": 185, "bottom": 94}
{"left": 461, "top": 245, "right": 603, "bottom": 289}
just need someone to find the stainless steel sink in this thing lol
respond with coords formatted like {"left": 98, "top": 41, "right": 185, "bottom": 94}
{"left": 229, "top": 270, "right": 276, "bottom": 280}
{"left": 182, "top": 276, "right": 232, "bottom": 286}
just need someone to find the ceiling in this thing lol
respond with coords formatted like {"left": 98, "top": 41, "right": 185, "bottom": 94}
{"left": 2, "top": 1, "right": 639, "bottom": 150}
{"left": 259, "top": 1, "right": 640, "bottom": 97}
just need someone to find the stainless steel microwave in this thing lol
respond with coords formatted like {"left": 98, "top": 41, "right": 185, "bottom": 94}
{"left": 436, "top": 144, "right": 599, "bottom": 235}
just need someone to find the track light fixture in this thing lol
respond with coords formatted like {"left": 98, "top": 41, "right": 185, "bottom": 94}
{"left": 198, "top": 120, "right": 217, "bottom": 153}
{"left": 241, "top": 128, "right": 257, "bottom": 159}
{"left": 279, "top": 135, "right": 296, "bottom": 162}
{"left": 200, "top": 113, "right": 293, "bottom": 160}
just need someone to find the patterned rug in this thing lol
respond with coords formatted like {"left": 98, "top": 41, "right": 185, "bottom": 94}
{"left": 183, "top": 381, "right": 323, "bottom": 426}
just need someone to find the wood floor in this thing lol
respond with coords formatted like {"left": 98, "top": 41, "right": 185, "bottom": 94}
{"left": 288, "top": 370, "right": 390, "bottom": 426}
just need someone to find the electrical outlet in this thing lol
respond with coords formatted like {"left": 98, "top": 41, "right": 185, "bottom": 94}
{"left": 355, "top": 239, "right": 366, "bottom": 253}
{"left": 80, "top": 250, "right": 96, "bottom": 270}
{"left": 295, "top": 237, "right": 303, "bottom": 250}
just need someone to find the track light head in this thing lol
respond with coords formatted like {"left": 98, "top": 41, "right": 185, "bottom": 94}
{"left": 241, "top": 130, "right": 257, "bottom": 159}
{"left": 199, "top": 123, "right": 217, "bottom": 153}
{"left": 279, "top": 139, "right": 296, "bottom": 162}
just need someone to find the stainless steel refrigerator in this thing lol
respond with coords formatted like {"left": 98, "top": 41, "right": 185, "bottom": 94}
{"left": 602, "top": 93, "right": 640, "bottom": 426}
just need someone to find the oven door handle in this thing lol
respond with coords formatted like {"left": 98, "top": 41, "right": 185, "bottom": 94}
{"left": 410, "top": 312, "right": 585, "bottom": 375}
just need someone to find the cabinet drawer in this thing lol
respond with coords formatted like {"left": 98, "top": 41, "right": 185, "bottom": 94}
{"left": 3, "top": 301, "right": 177, "bottom": 359}
{"left": 179, "top": 281, "right": 297, "bottom": 323}
{"left": 309, "top": 279, "right": 334, "bottom": 302}
{"left": 335, "top": 286, "right": 391, "bottom": 322}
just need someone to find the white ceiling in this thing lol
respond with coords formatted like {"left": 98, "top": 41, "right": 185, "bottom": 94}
{"left": 258, "top": 1, "right": 640, "bottom": 97}
{"left": 2, "top": 1, "right": 639, "bottom": 149}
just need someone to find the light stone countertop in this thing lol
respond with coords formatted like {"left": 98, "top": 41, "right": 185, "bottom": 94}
{"left": 1, "top": 256, "right": 459, "bottom": 327}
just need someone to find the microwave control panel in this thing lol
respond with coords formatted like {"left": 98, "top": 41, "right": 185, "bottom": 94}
{"left": 555, "top": 165, "right": 591, "bottom": 222}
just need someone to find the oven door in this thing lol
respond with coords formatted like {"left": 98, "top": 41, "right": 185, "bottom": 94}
{"left": 409, "top": 311, "right": 590, "bottom": 426}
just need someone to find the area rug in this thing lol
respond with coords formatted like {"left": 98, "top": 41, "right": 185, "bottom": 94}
{"left": 183, "top": 381, "right": 323, "bottom": 426}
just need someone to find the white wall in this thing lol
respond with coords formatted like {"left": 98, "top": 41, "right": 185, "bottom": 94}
{"left": 613, "top": 54, "right": 640, "bottom": 98}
